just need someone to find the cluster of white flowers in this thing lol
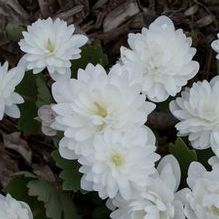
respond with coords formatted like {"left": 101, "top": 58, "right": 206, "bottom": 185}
{"left": 3, "top": 14, "right": 219, "bottom": 219}
{"left": 51, "top": 62, "right": 159, "bottom": 199}
{"left": 0, "top": 17, "right": 88, "bottom": 121}
{"left": 0, "top": 194, "right": 33, "bottom": 219}
{"left": 48, "top": 16, "right": 203, "bottom": 208}
{"left": 168, "top": 33, "right": 219, "bottom": 159}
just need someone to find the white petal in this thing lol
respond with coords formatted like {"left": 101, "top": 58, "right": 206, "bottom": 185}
{"left": 59, "top": 138, "right": 77, "bottom": 160}
{"left": 187, "top": 162, "right": 206, "bottom": 189}
{"left": 157, "top": 155, "right": 181, "bottom": 192}
{"left": 5, "top": 105, "right": 20, "bottom": 118}
{"left": 0, "top": 100, "right": 5, "bottom": 120}
{"left": 149, "top": 15, "right": 175, "bottom": 32}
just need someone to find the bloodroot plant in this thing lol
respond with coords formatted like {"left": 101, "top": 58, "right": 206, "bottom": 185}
{"left": 1, "top": 15, "right": 219, "bottom": 219}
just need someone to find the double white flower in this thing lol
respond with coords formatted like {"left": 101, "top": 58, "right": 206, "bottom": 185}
{"left": 0, "top": 61, "right": 24, "bottom": 120}
{"left": 52, "top": 63, "right": 155, "bottom": 157}
{"left": 109, "top": 155, "right": 185, "bottom": 219}
{"left": 170, "top": 76, "right": 219, "bottom": 151}
{"left": 0, "top": 194, "right": 33, "bottom": 219}
{"left": 185, "top": 161, "right": 219, "bottom": 219}
{"left": 119, "top": 15, "right": 199, "bottom": 102}
{"left": 51, "top": 63, "right": 158, "bottom": 200}
{"left": 19, "top": 17, "right": 88, "bottom": 80}
{"left": 79, "top": 127, "right": 160, "bottom": 200}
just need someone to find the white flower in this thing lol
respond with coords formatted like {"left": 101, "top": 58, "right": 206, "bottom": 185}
{"left": 211, "top": 34, "right": 219, "bottom": 59}
{"left": 210, "top": 131, "right": 219, "bottom": 158}
{"left": 109, "top": 62, "right": 143, "bottom": 87}
{"left": 170, "top": 76, "right": 219, "bottom": 150}
{"left": 185, "top": 161, "right": 219, "bottom": 219}
{"left": 208, "top": 156, "right": 219, "bottom": 168}
{"left": 52, "top": 63, "right": 155, "bottom": 144}
{"left": 79, "top": 127, "right": 160, "bottom": 200}
{"left": 18, "top": 17, "right": 88, "bottom": 81}
{"left": 58, "top": 136, "right": 91, "bottom": 160}
{"left": 0, "top": 62, "right": 24, "bottom": 120}
{"left": 120, "top": 15, "right": 199, "bottom": 102}
{"left": 38, "top": 104, "right": 57, "bottom": 136}
{"left": 109, "top": 155, "right": 185, "bottom": 219}
{"left": 0, "top": 194, "right": 33, "bottom": 219}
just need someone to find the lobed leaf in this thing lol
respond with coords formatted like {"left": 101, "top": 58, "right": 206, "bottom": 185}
{"left": 5, "top": 23, "right": 26, "bottom": 42}
{"left": 3, "top": 174, "right": 47, "bottom": 219}
{"left": 16, "top": 73, "right": 40, "bottom": 135}
{"left": 52, "top": 150, "right": 81, "bottom": 192}
{"left": 27, "top": 179, "right": 80, "bottom": 219}
{"left": 35, "top": 75, "right": 53, "bottom": 107}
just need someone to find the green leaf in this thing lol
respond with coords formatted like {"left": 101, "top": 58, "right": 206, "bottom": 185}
{"left": 71, "top": 45, "right": 108, "bottom": 78}
{"left": 169, "top": 138, "right": 197, "bottom": 187}
{"left": 5, "top": 23, "right": 25, "bottom": 42}
{"left": 52, "top": 150, "right": 81, "bottom": 192}
{"left": 52, "top": 132, "right": 64, "bottom": 148}
{"left": 3, "top": 175, "right": 35, "bottom": 202}
{"left": 92, "top": 206, "right": 111, "bottom": 219}
{"left": 28, "top": 179, "right": 80, "bottom": 219}
{"left": 52, "top": 150, "right": 73, "bottom": 169}
{"left": 18, "top": 101, "right": 40, "bottom": 134}
{"left": 16, "top": 73, "right": 40, "bottom": 134}
{"left": 196, "top": 148, "right": 214, "bottom": 170}
{"left": 35, "top": 75, "right": 53, "bottom": 107}
{"left": 157, "top": 96, "right": 174, "bottom": 112}
{"left": 59, "top": 169, "right": 81, "bottom": 191}
{"left": 16, "top": 72, "right": 38, "bottom": 102}
{"left": 3, "top": 175, "right": 47, "bottom": 219}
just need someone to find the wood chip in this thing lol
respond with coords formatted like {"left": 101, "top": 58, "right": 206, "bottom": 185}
{"left": 0, "top": 143, "right": 18, "bottom": 187}
{"left": 196, "top": 15, "right": 214, "bottom": 28}
{"left": 92, "top": 0, "right": 108, "bottom": 9}
{"left": 54, "top": 5, "right": 84, "bottom": 20}
{"left": 38, "top": 0, "right": 51, "bottom": 17}
{"left": 3, "top": 132, "right": 32, "bottom": 164}
{"left": 148, "top": 112, "right": 178, "bottom": 130}
{"left": 103, "top": 0, "right": 140, "bottom": 32}
{"left": 0, "top": 0, "right": 29, "bottom": 23}
{"left": 184, "top": 4, "right": 199, "bottom": 16}
{"left": 33, "top": 164, "right": 56, "bottom": 182}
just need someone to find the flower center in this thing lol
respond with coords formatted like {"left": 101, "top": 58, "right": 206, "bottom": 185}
{"left": 143, "top": 47, "right": 163, "bottom": 80}
{"left": 94, "top": 102, "right": 107, "bottom": 118}
{"left": 134, "top": 210, "right": 146, "bottom": 219}
{"left": 110, "top": 153, "right": 125, "bottom": 167}
{"left": 146, "top": 61, "right": 160, "bottom": 75}
{"left": 203, "top": 103, "right": 215, "bottom": 113}
{"left": 45, "top": 38, "right": 55, "bottom": 54}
